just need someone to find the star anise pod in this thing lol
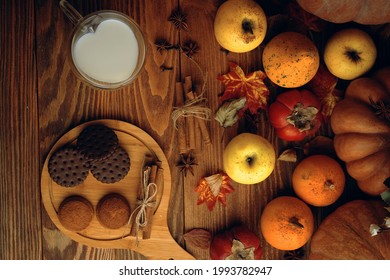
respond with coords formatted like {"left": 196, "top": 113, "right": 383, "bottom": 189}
{"left": 168, "top": 9, "right": 188, "bottom": 31}
{"left": 369, "top": 97, "right": 390, "bottom": 122}
{"left": 283, "top": 247, "right": 305, "bottom": 260}
{"left": 155, "top": 39, "right": 174, "bottom": 54}
{"left": 182, "top": 40, "right": 199, "bottom": 58}
{"left": 177, "top": 153, "right": 197, "bottom": 177}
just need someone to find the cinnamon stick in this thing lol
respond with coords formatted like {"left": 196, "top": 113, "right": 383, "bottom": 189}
{"left": 175, "top": 82, "right": 187, "bottom": 154}
{"left": 197, "top": 114, "right": 212, "bottom": 145}
{"left": 184, "top": 76, "right": 193, "bottom": 94}
{"left": 176, "top": 81, "right": 185, "bottom": 105}
{"left": 195, "top": 118, "right": 202, "bottom": 150}
{"left": 142, "top": 166, "right": 163, "bottom": 239}
{"left": 130, "top": 165, "right": 152, "bottom": 236}
{"left": 186, "top": 90, "right": 212, "bottom": 147}
{"left": 185, "top": 90, "right": 197, "bottom": 151}
{"left": 193, "top": 91, "right": 211, "bottom": 145}
{"left": 140, "top": 165, "right": 158, "bottom": 235}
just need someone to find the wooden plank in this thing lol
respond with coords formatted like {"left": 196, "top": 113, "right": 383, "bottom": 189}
{"left": 2, "top": 0, "right": 386, "bottom": 261}
{"left": 0, "top": 0, "right": 41, "bottom": 259}
{"left": 35, "top": 0, "right": 182, "bottom": 259}
{"left": 177, "top": 0, "right": 282, "bottom": 260}
{"left": 178, "top": 0, "right": 243, "bottom": 260}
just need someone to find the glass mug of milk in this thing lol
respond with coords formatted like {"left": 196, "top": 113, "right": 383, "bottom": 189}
{"left": 60, "top": 0, "right": 146, "bottom": 89}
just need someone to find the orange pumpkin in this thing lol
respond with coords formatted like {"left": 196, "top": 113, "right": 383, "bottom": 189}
{"left": 309, "top": 200, "right": 390, "bottom": 260}
{"left": 330, "top": 67, "right": 390, "bottom": 196}
{"left": 262, "top": 32, "right": 319, "bottom": 88}
{"left": 296, "top": 0, "right": 390, "bottom": 24}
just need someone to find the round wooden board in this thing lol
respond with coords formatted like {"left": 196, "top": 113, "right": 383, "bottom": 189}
{"left": 41, "top": 119, "right": 194, "bottom": 260}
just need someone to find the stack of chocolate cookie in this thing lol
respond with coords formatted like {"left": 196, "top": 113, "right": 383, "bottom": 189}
{"left": 48, "top": 124, "right": 131, "bottom": 187}
{"left": 47, "top": 147, "right": 91, "bottom": 187}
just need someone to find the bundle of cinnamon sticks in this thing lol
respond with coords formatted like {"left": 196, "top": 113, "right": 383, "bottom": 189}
{"left": 130, "top": 163, "right": 163, "bottom": 240}
{"left": 175, "top": 75, "right": 211, "bottom": 154}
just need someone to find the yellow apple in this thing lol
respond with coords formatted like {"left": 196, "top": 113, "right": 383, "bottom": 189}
{"left": 323, "top": 28, "right": 377, "bottom": 80}
{"left": 214, "top": 0, "right": 267, "bottom": 53}
{"left": 223, "top": 133, "right": 275, "bottom": 184}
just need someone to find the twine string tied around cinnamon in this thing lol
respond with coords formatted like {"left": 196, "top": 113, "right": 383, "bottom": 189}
{"left": 124, "top": 173, "right": 158, "bottom": 245}
{"left": 172, "top": 94, "right": 211, "bottom": 129}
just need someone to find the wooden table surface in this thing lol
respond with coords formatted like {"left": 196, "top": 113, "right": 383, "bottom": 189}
{"left": 1, "top": 0, "right": 389, "bottom": 260}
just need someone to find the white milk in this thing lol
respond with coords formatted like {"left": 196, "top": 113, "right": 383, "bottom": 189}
{"left": 73, "top": 19, "right": 139, "bottom": 84}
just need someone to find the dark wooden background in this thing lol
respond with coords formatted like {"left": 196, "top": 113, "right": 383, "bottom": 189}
{"left": 1, "top": 0, "right": 388, "bottom": 260}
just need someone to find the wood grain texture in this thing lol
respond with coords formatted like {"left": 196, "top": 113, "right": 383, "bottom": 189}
{"left": 178, "top": 0, "right": 287, "bottom": 260}
{"left": 0, "top": 0, "right": 41, "bottom": 259}
{"left": 2, "top": 0, "right": 389, "bottom": 260}
{"left": 176, "top": 0, "right": 379, "bottom": 260}
{"left": 35, "top": 0, "right": 180, "bottom": 259}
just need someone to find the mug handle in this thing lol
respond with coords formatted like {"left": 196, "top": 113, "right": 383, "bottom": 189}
{"left": 59, "top": 0, "right": 83, "bottom": 26}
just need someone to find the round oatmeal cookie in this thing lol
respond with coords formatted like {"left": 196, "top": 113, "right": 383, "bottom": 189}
{"left": 77, "top": 124, "right": 119, "bottom": 161}
{"left": 96, "top": 193, "right": 130, "bottom": 229}
{"left": 48, "top": 146, "right": 90, "bottom": 187}
{"left": 90, "top": 146, "right": 130, "bottom": 184}
{"left": 58, "top": 196, "right": 94, "bottom": 231}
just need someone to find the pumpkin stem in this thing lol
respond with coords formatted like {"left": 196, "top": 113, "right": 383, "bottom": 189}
{"left": 325, "top": 180, "right": 335, "bottom": 190}
{"left": 369, "top": 98, "right": 390, "bottom": 122}
{"left": 286, "top": 103, "right": 319, "bottom": 132}
{"left": 289, "top": 216, "right": 304, "bottom": 229}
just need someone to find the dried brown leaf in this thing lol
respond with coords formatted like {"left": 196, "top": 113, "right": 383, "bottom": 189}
{"left": 370, "top": 23, "right": 390, "bottom": 40}
{"left": 183, "top": 228, "right": 211, "bottom": 250}
{"left": 266, "top": 14, "right": 290, "bottom": 40}
{"left": 277, "top": 149, "right": 297, "bottom": 162}
{"left": 304, "top": 136, "right": 335, "bottom": 157}
{"left": 306, "top": 64, "right": 344, "bottom": 122}
{"left": 288, "top": 1, "right": 328, "bottom": 32}
{"left": 215, "top": 98, "right": 246, "bottom": 128}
